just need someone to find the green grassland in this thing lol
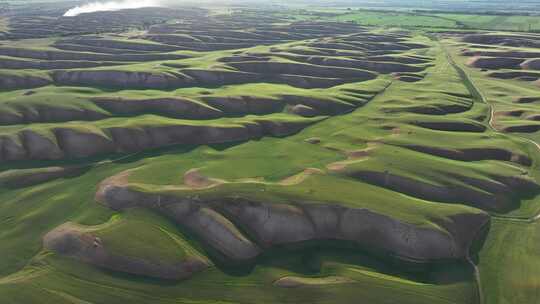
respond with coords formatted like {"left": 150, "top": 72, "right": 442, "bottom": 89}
{"left": 477, "top": 218, "right": 540, "bottom": 304}
{"left": 286, "top": 9, "right": 540, "bottom": 32}
{"left": 434, "top": 14, "right": 540, "bottom": 32}
{"left": 0, "top": 6, "right": 539, "bottom": 304}
{"left": 331, "top": 11, "right": 457, "bottom": 28}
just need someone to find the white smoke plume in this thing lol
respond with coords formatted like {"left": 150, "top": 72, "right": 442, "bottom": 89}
{"left": 63, "top": 0, "right": 165, "bottom": 17}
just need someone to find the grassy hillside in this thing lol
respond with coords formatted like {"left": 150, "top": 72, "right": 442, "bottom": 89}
{"left": 0, "top": 4, "right": 539, "bottom": 304}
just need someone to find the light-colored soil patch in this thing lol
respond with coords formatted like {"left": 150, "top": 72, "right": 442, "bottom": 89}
{"left": 327, "top": 142, "right": 379, "bottom": 172}
{"left": 346, "top": 142, "right": 380, "bottom": 158}
{"left": 180, "top": 167, "right": 323, "bottom": 189}
{"left": 278, "top": 168, "right": 324, "bottom": 185}
{"left": 183, "top": 168, "right": 225, "bottom": 189}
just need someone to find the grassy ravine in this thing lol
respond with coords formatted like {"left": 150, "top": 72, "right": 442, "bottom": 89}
{"left": 0, "top": 6, "right": 539, "bottom": 304}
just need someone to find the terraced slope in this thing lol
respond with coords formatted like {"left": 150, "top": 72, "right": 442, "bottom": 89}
{"left": 0, "top": 20, "right": 431, "bottom": 163}
{"left": 0, "top": 6, "right": 539, "bottom": 304}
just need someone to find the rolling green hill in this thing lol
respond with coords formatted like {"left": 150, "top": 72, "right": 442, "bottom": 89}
{"left": 0, "top": 4, "right": 539, "bottom": 304}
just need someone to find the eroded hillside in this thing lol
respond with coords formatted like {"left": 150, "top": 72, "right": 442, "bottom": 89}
{"left": 0, "top": 5, "right": 539, "bottom": 304}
